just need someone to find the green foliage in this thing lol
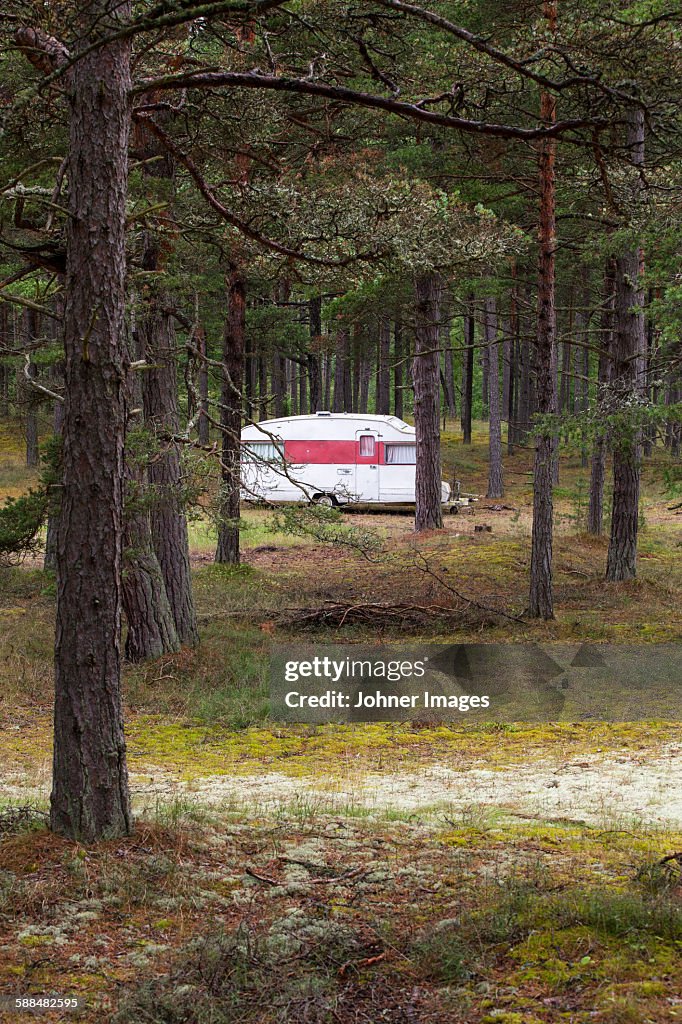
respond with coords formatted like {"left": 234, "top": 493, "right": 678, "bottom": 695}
{"left": 663, "top": 464, "right": 682, "bottom": 499}
{"left": 0, "top": 487, "right": 46, "bottom": 565}
{"left": 271, "top": 504, "right": 384, "bottom": 555}
{"left": 0, "top": 434, "right": 61, "bottom": 566}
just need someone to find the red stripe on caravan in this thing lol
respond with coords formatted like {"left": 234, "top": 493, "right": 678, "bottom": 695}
{"left": 285, "top": 439, "right": 358, "bottom": 464}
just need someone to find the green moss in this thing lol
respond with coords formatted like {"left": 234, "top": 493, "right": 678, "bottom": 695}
{"left": 19, "top": 935, "right": 54, "bottom": 947}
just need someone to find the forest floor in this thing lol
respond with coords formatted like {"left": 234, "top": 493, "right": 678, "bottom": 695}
{"left": 0, "top": 417, "right": 681, "bottom": 1022}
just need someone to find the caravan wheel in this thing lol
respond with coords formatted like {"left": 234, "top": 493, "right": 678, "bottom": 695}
{"left": 313, "top": 493, "right": 336, "bottom": 508}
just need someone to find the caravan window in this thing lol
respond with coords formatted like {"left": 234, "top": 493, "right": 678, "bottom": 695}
{"left": 385, "top": 444, "right": 416, "bottom": 464}
{"left": 242, "top": 442, "right": 283, "bottom": 463}
{"left": 358, "top": 435, "right": 376, "bottom": 457}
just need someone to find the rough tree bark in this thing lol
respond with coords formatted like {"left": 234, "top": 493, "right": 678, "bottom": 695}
{"left": 46, "top": 2, "right": 132, "bottom": 840}
{"left": 298, "top": 356, "right": 308, "bottom": 414}
{"left": 480, "top": 308, "right": 490, "bottom": 421}
{"left": 258, "top": 355, "right": 268, "bottom": 420}
{"left": 287, "top": 358, "right": 298, "bottom": 415}
{"left": 43, "top": 387, "right": 63, "bottom": 573}
{"left": 308, "top": 295, "right": 322, "bottom": 413}
{"left": 508, "top": 266, "right": 520, "bottom": 450}
{"left": 215, "top": 268, "right": 246, "bottom": 565}
{"left": 272, "top": 349, "right": 286, "bottom": 416}
{"left": 358, "top": 343, "right": 370, "bottom": 414}
{"left": 529, "top": 0, "right": 558, "bottom": 620}
{"left": 140, "top": 304, "right": 199, "bottom": 644}
{"left": 245, "top": 335, "right": 257, "bottom": 420}
{"left": 352, "top": 329, "right": 361, "bottom": 412}
{"left": 575, "top": 286, "right": 591, "bottom": 469}
{"left": 333, "top": 328, "right": 351, "bottom": 412}
{"left": 413, "top": 273, "right": 444, "bottom": 532}
{"left": 585, "top": 264, "right": 610, "bottom": 536}
{"left": 21, "top": 309, "right": 41, "bottom": 468}
{"left": 376, "top": 317, "right": 391, "bottom": 415}
{"left": 442, "top": 304, "right": 456, "bottom": 420}
{"left": 502, "top": 320, "right": 511, "bottom": 431}
{"left": 485, "top": 298, "right": 504, "bottom": 499}
{"left": 323, "top": 351, "right": 332, "bottom": 410}
{"left": 121, "top": 342, "right": 178, "bottom": 662}
{"left": 461, "top": 298, "right": 474, "bottom": 445}
{"left": 196, "top": 320, "right": 210, "bottom": 445}
{"left": 134, "top": 91, "right": 198, "bottom": 646}
{"left": 0, "top": 303, "right": 8, "bottom": 417}
{"left": 394, "top": 320, "right": 404, "bottom": 419}
{"left": 606, "top": 100, "right": 646, "bottom": 582}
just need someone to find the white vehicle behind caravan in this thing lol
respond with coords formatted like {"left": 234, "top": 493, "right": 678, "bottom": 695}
{"left": 240, "top": 412, "right": 453, "bottom": 508}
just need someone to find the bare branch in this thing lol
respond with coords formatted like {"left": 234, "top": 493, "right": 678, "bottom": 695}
{"left": 134, "top": 70, "right": 606, "bottom": 141}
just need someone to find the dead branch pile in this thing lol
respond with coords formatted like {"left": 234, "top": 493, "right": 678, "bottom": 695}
{"left": 277, "top": 600, "right": 501, "bottom": 630}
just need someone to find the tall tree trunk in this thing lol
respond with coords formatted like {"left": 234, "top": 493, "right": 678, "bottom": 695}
{"left": 216, "top": 268, "right": 246, "bottom": 565}
{"left": 0, "top": 303, "right": 9, "bottom": 417}
{"left": 141, "top": 304, "right": 198, "bottom": 645}
{"left": 287, "top": 358, "right": 298, "bottom": 415}
{"left": 272, "top": 349, "right": 286, "bottom": 416}
{"left": 606, "top": 101, "right": 646, "bottom": 582}
{"left": 358, "top": 344, "right": 370, "bottom": 414}
{"left": 485, "top": 298, "right": 504, "bottom": 499}
{"left": 308, "top": 295, "right": 322, "bottom": 413}
{"left": 665, "top": 367, "right": 681, "bottom": 456}
{"left": 502, "top": 319, "right": 511, "bottom": 439}
{"left": 576, "top": 287, "right": 591, "bottom": 469}
{"left": 560, "top": 339, "right": 572, "bottom": 413}
{"left": 122, "top": 342, "right": 178, "bottom": 662}
{"left": 333, "top": 329, "right": 350, "bottom": 412}
{"left": 25, "top": 357, "right": 40, "bottom": 468}
{"left": 642, "top": 296, "right": 655, "bottom": 458}
{"left": 588, "top": 264, "right": 614, "bottom": 535}
{"left": 22, "top": 309, "right": 41, "bottom": 467}
{"left": 122, "top": 460, "right": 180, "bottom": 661}
{"left": 133, "top": 80, "right": 197, "bottom": 646}
{"left": 196, "top": 321, "right": 210, "bottom": 445}
{"left": 529, "top": 2, "right": 557, "bottom": 620}
{"left": 414, "top": 274, "right": 444, "bottom": 531}
{"left": 50, "top": 0, "right": 132, "bottom": 841}
{"left": 519, "top": 330, "right": 531, "bottom": 440}
{"left": 376, "top": 317, "right": 391, "bottom": 415}
{"left": 480, "top": 306, "right": 489, "bottom": 421}
{"left": 323, "top": 351, "right": 332, "bottom": 410}
{"left": 43, "top": 390, "right": 63, "bottom": 572}
{"left": 669, "top": 385, "right": 680, "bottom": 457}
{"left": 393, "top": 320, "right": 404, "bottom": 419}
{"left": 258, "top": 355, "right": 268, "bottom": 421}
{"left": 352, "top": 328, "right": 361, "bottom": 412}
{"left": 245, "top": 336, "right": 257, "bottom": 420}
{"left": 461, "top": 298, "right": 474, "bottom": 445}
{"left": 299, "top": 358, "right": 308, "bottom": 415}
{"left": 442, "top": 308, "right": 456, "bottom": 420}
{"left": 507, "top": 332, "right": 517, "bottom": 455}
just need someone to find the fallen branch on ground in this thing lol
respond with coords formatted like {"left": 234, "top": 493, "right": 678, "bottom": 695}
{"left": 277, "top": 600, "right": 504, "bottom": 630}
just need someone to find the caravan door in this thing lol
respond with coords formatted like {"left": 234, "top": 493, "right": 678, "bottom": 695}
{"left": 354, "top": 430, "right": 380, "bottom": 501}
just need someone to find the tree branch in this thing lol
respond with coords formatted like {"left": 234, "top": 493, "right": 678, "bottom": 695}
{"left": 134, "top": 70, "right": 605, "bottom": 141}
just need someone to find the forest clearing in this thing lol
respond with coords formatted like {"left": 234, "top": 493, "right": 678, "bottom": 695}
{"left": 1, "top": 414, "right": 681, "bottom": 1020}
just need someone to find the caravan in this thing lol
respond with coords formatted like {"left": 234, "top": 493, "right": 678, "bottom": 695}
{"left": 240, "top": 412, "right": 453, "bottom": 508}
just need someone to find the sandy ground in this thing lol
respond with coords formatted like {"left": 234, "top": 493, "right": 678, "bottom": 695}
{"left": 4, "top": 743, "right": 682, "bottom": 829}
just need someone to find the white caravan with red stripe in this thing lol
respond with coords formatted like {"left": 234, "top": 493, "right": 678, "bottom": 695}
{"left": 240, "top": 412, "right": 452, "bottom": 507}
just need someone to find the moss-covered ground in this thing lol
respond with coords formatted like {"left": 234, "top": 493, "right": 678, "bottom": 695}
{"left": 0, "top": 416, "right": 680, "bottom": 1020}
{"left": 2, "top": 809, "right": 682, "bottom": 1023}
